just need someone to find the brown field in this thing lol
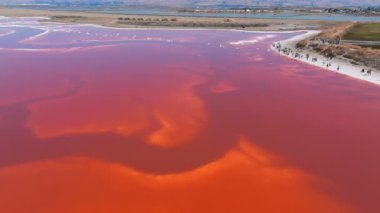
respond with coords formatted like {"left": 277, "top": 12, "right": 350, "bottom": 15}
{"left": 0, "top": 7, "right": 336, "bottom": 31}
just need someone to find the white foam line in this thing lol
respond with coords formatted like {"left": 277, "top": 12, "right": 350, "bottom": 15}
{"left": 0, "top": 43, "right": 120, "bottom": 52}
{"left": 20, "top": 29, "right": 51, "bottom": 43}
{"left": 0, "top": 29, "right": 15, "bottom": 37}
{"left": 230, "top": 39, "right": 259, "bottom": 45}
{"left": 230, "top": 34, "right": 277, "bottom": 45}
{"left": 0, "top": 47, "right": 50, "bottom": 52}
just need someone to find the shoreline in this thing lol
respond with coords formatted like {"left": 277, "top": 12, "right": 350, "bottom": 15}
{"left": 271, "top": 31, "right": 380, "bottom": 86}
{"left": 0, "top": 7, "right": 336, "bottom": 31}
{"left": 0, "top": 16, "right": 308, "bottom": 39}
{"left": 2, "top": 10, "right": 380, "bottom": 86}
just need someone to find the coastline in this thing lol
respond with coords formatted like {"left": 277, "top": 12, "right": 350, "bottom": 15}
{"left": 1, "top": 7, "right": 379, "bottom": 86}
{"left": 271, "top": 31, "right": 380, "bottom": 86}
{"left": 0, "top": 7, "right": 336, "bottom": 31}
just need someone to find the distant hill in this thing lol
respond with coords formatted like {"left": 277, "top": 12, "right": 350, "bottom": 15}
{"left": 1, "top": 0, "right": 380, "bottom": 7}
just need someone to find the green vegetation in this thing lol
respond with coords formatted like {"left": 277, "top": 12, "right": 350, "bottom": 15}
{"left": 343, "top": 23, "right": 380, "bottom": 42}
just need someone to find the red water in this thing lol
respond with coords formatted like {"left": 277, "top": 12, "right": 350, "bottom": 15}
{"left": 1, "top": 20, "right": 380, "bottom": 212}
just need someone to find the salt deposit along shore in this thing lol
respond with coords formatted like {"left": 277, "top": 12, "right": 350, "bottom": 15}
{"left": 271, "top": 31, "right": 380, "bottom": 86}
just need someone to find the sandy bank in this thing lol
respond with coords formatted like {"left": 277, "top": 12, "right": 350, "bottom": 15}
{"left": 0, "top": 7, "right": 336, "bottom": 31}
{"left": 271, "top": 31, "right": 380, "bottom": 86}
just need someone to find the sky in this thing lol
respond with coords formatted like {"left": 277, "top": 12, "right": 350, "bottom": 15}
{"left": 0, "top": 0, "right": 380, "bottom": 7}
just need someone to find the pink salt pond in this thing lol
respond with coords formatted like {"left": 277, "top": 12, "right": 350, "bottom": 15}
{"left": 0, "top": 18, "right": 379, "bottom": 212}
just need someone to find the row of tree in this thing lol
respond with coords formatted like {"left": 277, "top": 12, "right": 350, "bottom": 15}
{"left": 118, "top": 17, "right": 178, "bottom": 22}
